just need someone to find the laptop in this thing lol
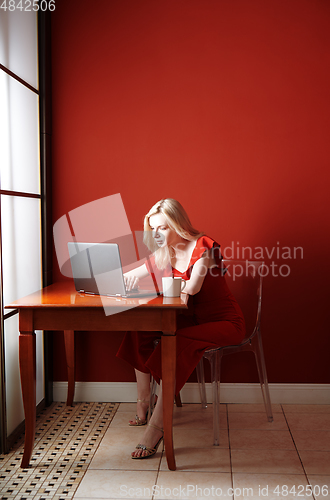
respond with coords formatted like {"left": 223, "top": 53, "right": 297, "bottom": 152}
{"left": 68, "top": 242, "right": 159, "bottom": 298}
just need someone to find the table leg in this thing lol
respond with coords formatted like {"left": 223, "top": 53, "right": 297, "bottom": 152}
{"left": 64, "top": 330, "right": 75, "bottom": 406}
{"left": 161, "top": 335, "right": 176, "bottom": 471}
{"left": 19, "top": 311, "right": 36, "bottom": 468}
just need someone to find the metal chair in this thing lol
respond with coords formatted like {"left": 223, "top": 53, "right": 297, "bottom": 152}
{"left": 196, "top": 260, "right": 273, "bottom": 445}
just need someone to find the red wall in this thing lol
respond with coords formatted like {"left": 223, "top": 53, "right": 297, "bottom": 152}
{"left": 51, "top": 0, "right": 330, "bottom": 385}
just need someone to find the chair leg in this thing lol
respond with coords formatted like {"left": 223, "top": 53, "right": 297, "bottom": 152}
{"left": 207, "top": 350, "right": 222, "bottom": 446}
{"left": 175, "top": 393, "right": 182, "bottom": 407}
{"left": 253, "top": 331, "right": 273, "bottom": 422}
{"left": 196, "top": 357, "right": 207, "bottom": 409}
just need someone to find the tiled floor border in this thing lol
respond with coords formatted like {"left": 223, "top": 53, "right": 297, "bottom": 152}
{"left": 0, "top": 402, "right": 119, "bottom": 500}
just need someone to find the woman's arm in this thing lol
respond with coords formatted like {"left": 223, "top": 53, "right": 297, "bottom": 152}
{"left": 182, "top": 252, "right": 210, "bottom": 296}
{"left": 124, "top": 263, "right": 149, "bottom": 291}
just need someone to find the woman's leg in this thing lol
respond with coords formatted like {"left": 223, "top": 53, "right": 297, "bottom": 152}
{"left": 129, "top": 369, "right": 151, "bottom": 426}
{"left": 131, "top": 383, "right": 164, "bottom": 458}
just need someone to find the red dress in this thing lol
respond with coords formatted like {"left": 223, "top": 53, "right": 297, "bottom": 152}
{"left": 116, "top": 236, "right": 245, "bottom": 394}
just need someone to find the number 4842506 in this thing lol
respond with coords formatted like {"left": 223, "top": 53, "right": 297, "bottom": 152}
{"left": 0, "top": 0, "right": 55, "bottom": 11}
{"left": 273, "top": 484, "right": 329, "bottom": 496}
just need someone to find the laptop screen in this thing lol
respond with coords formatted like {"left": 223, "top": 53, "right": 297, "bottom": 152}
{"left": 68, "top": 242, "right": 127, "bottom": 296}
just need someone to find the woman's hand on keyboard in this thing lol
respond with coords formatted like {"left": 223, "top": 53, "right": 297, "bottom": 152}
{"left": 124, "top": 275, "right": 139, "bottom": 291}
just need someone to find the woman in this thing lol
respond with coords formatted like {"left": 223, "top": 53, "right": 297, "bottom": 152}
{"left": 116, "top": 198, "right": 245, "bottom": 459}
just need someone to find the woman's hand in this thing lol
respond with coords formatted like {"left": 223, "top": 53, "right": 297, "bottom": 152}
{"left": 123, "top": 263, "right": 149, "bottom": 291}
{"left": 124, "top": 275, "right": 140, "bottom": 291}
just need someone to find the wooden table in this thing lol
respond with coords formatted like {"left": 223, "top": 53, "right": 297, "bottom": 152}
{"left": 5, "top": 282, "right": 188, "bottom": 470}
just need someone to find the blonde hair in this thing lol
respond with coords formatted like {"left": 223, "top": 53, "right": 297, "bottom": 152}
{"left": 143, "top": 199, "right": 203, "bottom": 270}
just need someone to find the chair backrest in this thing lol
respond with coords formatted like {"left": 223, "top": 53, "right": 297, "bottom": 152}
{"left": 221, "top": 260, "right": 264, "bottom": 342}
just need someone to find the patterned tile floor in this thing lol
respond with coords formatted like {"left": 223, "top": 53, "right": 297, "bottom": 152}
{"left": 0, "top": 402, "right": 119, "bottom": 500}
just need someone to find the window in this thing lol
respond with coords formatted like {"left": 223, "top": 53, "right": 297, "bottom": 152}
{"left": 0, "top": 10, "right": 44, "bottom": 450}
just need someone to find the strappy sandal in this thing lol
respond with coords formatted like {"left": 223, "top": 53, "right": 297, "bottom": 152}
{"left": 128, "top": 398, "right": 149, "bottom": 426}
{"left": 131, "top": 423, "right": 164, "bottom": 459}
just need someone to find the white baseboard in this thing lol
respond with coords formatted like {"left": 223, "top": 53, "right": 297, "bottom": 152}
{"left": 53, "top": 381, "right": 330, "bottom": 405}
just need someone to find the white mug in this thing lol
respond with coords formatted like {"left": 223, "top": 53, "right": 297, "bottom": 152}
{"left": 162, "top": 277, "right": 186, "bottom": 297}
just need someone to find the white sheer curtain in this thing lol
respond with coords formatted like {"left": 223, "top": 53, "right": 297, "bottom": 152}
{"left": 0, "top": 11, "right": 44, "bottom": 438}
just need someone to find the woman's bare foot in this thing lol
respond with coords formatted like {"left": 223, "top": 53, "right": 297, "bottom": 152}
{"left": 131, "top": 423, "right": 163, "bottom": 458}
{"left": 128, "top": 398, "right": 149, "bottom": 426}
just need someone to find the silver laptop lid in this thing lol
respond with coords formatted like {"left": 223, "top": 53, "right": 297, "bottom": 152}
{"left": 68, "top": 242, "right": 127, "bottom": 296}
